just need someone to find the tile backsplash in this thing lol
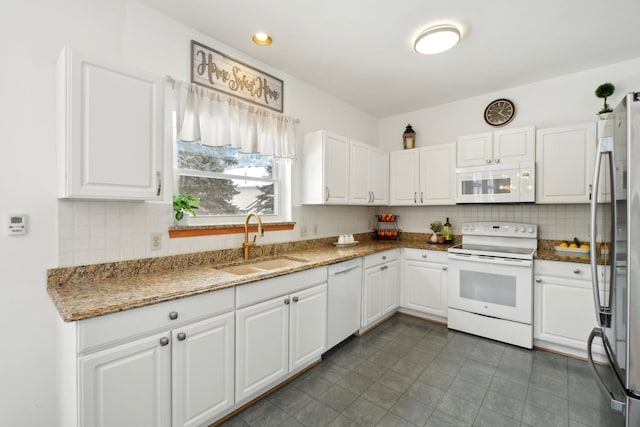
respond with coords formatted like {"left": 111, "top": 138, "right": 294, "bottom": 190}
{"left": 58, "top": 201, "right": 594, "bottom": 267}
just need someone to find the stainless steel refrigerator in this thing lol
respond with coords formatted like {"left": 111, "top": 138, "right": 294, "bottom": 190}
{"left": 589, "top": 92, "right": 640, "bottom": 426}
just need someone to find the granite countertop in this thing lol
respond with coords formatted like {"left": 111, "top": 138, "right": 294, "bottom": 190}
{"left": 47, "top": 234, "right": 458, "bottom": 322}
{"left": 535, "top": 239, "right": 608, "bottom": 265}
{"left": 48, "top": 234, "right": 606, "bottom": 323}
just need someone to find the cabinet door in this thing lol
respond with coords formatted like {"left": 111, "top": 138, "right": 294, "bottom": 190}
{"left": 236, "top": 296, "right": 289, "bottom": 401}
{"left": 419, "top": 143, "right": 456, "bottom": 205}
{"left": 536, "top": 122, "right": 596, "bottom": 203}
{"left": 57, "top": 47, "right": 163, "bottom": 200}
{"left": 79, "top": 332, "right": 171, "bottom": 427}
{"left": 534, "top": 275, "right": 602, "bottom": 353}
{"left": 324, "top": 133, "right": 350, "bottom": 204}
{"left": 349, "top": 140, "right": 371, "bottom": 205}
{"left": 456, "top": 132, "right": 493, "bottom": 167}
{"left": 172, "top": 313, "right": 234, "bottom": 427}
{"left": 493, "top": 125, "right": 535, "bottom": 164}
{"left": 382, "top": 261, "right": 399, "bottom": 315}
{"left": 370, "top": 148, "right": 389, "bottom": 205}
{"left": 402, "top": 260, "right": 448, "bottom": 317}
{"left": 362, "top": 266, "right": 384, "bottom": 327}
{"left": 389, "top": 150, "right": 420, "bottom": 205}
{"left": 289, "top": 283, "right": 327, "bottom": 371}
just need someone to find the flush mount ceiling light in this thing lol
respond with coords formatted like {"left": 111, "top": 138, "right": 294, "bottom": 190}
{"left": 252, "top": 32, "right": 272, "bottom": 46}
{"left": 414, "top": 24, "right": 461, "bottom": 55}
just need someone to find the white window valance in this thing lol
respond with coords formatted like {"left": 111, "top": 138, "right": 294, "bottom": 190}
{"left": 175, "top": 81, "right": 296, "bottom": 158}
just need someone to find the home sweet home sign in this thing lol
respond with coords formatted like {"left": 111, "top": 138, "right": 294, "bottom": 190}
{"left": 191, "top": 40, "right": 284, "bottom": 112}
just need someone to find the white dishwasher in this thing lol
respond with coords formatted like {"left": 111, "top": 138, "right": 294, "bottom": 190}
{"left": 327, "top": 258, "right": 363, "bottom": 350}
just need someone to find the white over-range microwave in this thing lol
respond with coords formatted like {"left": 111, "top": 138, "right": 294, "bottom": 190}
{"left": 455, "top": 161, "right": 535, "bottom": 204}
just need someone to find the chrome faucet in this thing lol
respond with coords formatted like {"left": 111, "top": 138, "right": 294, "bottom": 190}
{"left": 243, "top": 212, "right": 264, "bottom": 260}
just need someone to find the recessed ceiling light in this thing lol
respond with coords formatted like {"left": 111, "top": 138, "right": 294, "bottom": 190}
{"left": 414, "top": 25, "right": 461, "bottom": 55}
{"left": 252, "top": 32, "right": 272, "bottom": 46}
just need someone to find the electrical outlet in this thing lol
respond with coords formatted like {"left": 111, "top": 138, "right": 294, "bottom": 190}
{"left": 313, "top": 224, "right": 318, "bottom": 236}
{"left": 300, "top": 225, "right": 307, "bottom": 237}
{"left": 150, "top": 232, "right": 162, "bottom": 251}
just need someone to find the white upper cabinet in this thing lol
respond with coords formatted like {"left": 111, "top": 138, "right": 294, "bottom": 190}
{"left": 536, "top": 122, "right": 596, "bottom": 204}
{"left": 349, "top": 140, "right": 389, "bottom": 205}
{"left": 57, "top": 47, "right": 164, "bottom": 200}
{"left": 389, "top": 143, "right": 456, "bottom": 206}
{"left": 457, "top": 125, "right": 535, "bottom": 167}
{"left": 419, "top": 143, "right": 456, "bottom": 205}
{"left": 302, "top": 130, "right": 350, "bottom": 204}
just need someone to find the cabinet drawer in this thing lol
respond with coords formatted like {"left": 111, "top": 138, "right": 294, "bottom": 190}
{"left": 534, "top": 260, "right": 592, "bottom": 281}
{"left": 403, "top": 248, "right": 448, "bottom": 263}
{"left": 78, "top": 288, "right": 234, "bottom": 354}
{"left": 236, "top": 267, "right": 327, "bottom": 309}
{"left": 364, "top": 249, "right": 399, "bottom": 269}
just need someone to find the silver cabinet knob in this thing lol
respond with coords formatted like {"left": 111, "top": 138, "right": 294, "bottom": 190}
{"left": 159, "top": 337, "right": 170, "bottom": 346}
{"left": 284, "top": 298, "right": 290, "bottom": 305}
{"left": 422, "top": 254, "right": 428, "bottom": 259}
{"left": 535, "top": 278, "right": 542, "bottom": 283}
{"left": 177, "top": 332, "right": 186, "bottom": 341}
{"left": 420, "top": 192, "right": 424, "bottom": 204}
{"left": 573, "top": 268, "right": 581, "bottom": 274}
{"left": 169, "top": 311, "right": 178, "bottom": 320}
{"left": 486, "top": 159, "right": 492, "bottom": 164}
{"left": 293, "top": 296, "right": 299, "bottom": 303}
{"left": 382, "top": 256, "right": 387, "bottom": 260}
{"left": 495, "top": 158, "right": 500, "bottom": 163}
{"left": 442, "top": 266, "right": 448, "bottom": 271}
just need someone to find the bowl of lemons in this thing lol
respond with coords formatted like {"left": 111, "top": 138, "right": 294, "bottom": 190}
{"left": 555, "top": 237, "right": 590, "bottom": 254}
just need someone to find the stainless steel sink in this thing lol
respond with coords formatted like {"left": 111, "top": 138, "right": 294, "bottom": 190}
{"left": 217, "top": 257, "right": 307, "bottom": 275}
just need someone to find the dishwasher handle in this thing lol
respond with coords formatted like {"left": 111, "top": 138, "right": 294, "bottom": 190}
{"left": 329, "top": 265, "right": 361, "bottom": 276}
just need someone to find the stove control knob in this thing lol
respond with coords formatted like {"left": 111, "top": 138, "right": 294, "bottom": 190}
{"left": 527, "top": 227, "right": 534, "bottom": 233}
{"left": 521, "top": 228, "right": 526, "bottom": 233}
{"left": 469, "top": 225, "right": 475, "bottom": 231}
{"left": 513, "top": 226, "right": 519, "bottom": 232}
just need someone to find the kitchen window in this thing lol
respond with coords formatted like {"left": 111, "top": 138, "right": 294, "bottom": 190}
{"left": 174, "top": 140, "right": 290, "bottom": 223}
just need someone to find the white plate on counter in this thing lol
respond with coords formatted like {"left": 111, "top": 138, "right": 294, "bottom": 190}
{"left": 554, "top": 246, "right": 589, "bottom": 254}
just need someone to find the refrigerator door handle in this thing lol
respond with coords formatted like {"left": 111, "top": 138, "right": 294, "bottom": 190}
{"left": 587, "top": 327, "right": 626, "bottom": 413}
{"left": 590, "top": 137, "right": 615, "bottom": 328}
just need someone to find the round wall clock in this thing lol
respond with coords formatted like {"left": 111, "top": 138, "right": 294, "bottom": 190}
{"left": 484, "top": 98, "right": 515, "bottom": 127}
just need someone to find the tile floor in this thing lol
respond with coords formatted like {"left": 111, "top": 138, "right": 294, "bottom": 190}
{"left": 221, "top": 315, "right": 624, "bottom": 427}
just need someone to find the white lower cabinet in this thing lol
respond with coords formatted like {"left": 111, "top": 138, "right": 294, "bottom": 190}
{"left": 401, "top": 249, "right": 448, "bottom": 320}
{"left": 362, "top": 249, "right": 399, "bottom": 329}
{"left": 79, "top": 331, "right": 172, "bottom": 427}
{"left": 534, "top": 260, "right": 603, "bottom": 356}
{"left": 172, "top": 313, "right": 234, "bottom": 427}
{"left": 235, "top": 268, "right": 327, "bottom": 403}
{"left": 75, "top": 288, "right": 235, "bottom": 427}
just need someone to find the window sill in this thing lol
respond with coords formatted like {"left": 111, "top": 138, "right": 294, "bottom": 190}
{"left": 168, "top": 221, "right": 296, "bottom": 238}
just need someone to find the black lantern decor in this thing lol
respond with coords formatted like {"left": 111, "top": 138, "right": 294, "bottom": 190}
{"left": 402, "top": 124, "right": 416, "bottom": 149}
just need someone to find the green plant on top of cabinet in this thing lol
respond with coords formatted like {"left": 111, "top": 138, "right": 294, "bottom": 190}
{"left": 456, "top": 125, "right": 535, "bottom": 167}
{"left": 302, "top": 130, "right": 350, "bottom": 204}
{"left": 57, "top": 47, "right": 164, "bottom": 200}
{"left": 389, "top": 142, "right": 456, "bottom": 206}
{"left": 536, "top": 122, "right": 596, "bottom": 203}
{"left": 349, "top": 140, "right": 389, "bottom": 205}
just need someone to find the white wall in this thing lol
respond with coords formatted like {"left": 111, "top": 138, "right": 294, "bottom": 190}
{"left": 0, "top": 1, "right": 378, "bottom": 425}
{"left": 378, "top": 57, "right": 640, "bottom": 150}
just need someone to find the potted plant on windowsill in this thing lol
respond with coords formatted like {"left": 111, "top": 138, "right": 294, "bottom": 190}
{"left": 173, "top": 194, "right": 200, "bottom": 225}
{"left": 430, "top": 220, "right": 444, "bottom": 243}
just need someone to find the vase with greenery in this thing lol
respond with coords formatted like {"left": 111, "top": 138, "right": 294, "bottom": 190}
{"left": 173, "top": 194, "right": 200, "bottom": 223}
{"left": 430, "top": 220, "right": 443, "bottom": 243}
{"left": 595, "top": 82, "right": 615, "bottom": 115}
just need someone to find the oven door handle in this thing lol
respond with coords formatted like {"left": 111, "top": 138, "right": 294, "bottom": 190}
{"left": 448, "top": 253, "right": 532, "bottom": 267}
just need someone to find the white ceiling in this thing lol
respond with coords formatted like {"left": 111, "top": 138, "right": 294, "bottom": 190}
{"left": 139, "top": 0, "right": 640, "bottom": 118}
